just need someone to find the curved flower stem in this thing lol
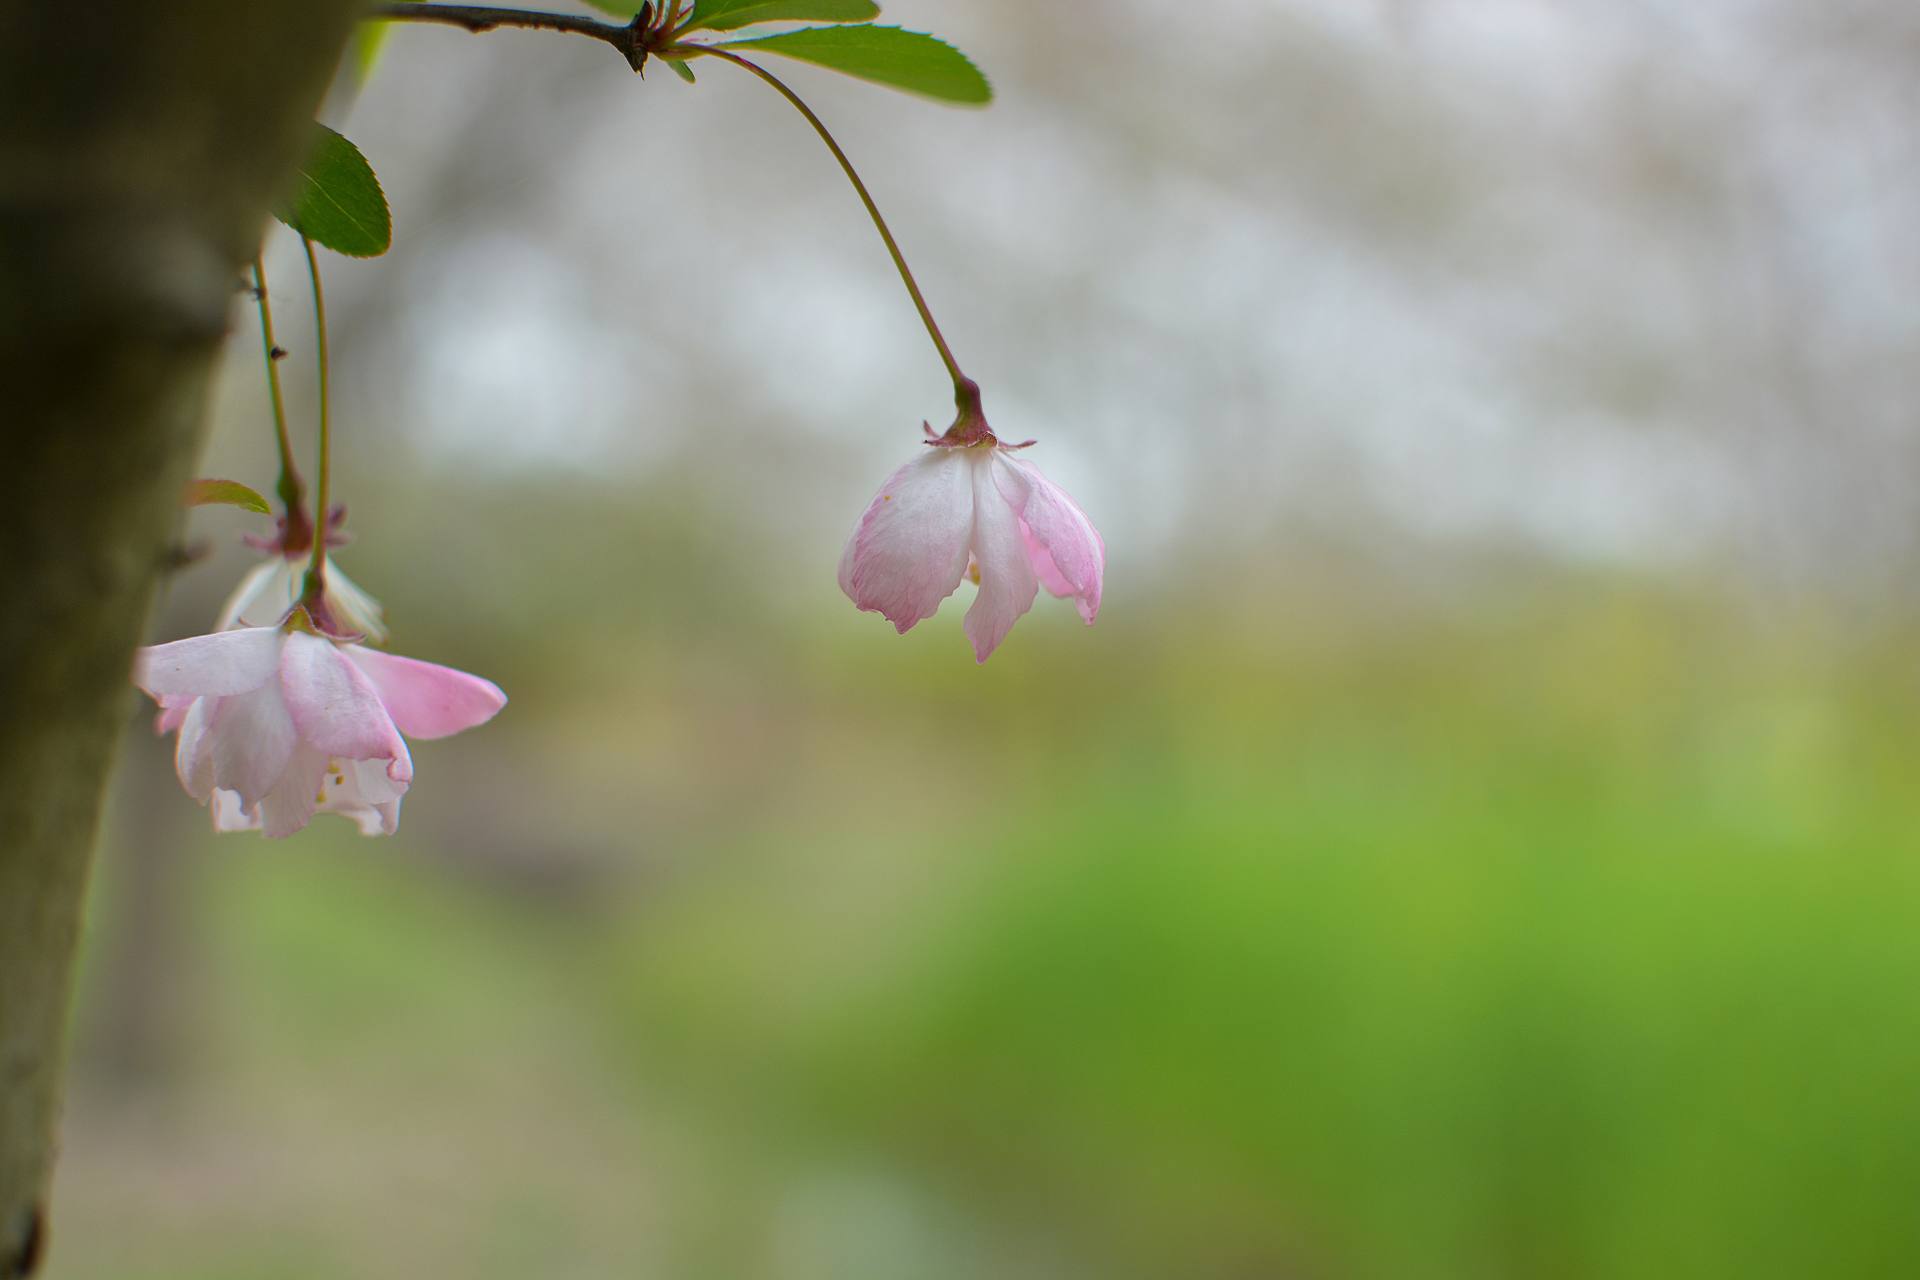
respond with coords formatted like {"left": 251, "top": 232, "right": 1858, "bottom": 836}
{"left": 685, "top": 44, "right": 973, "bottom": 398}
{"left": 359, "top": 6, "right": 978, "bottom": 408}
{"left": 251, "top": 256, "right": 313, "bottom": 548}
{"left": 298, "top": 236, "right": 332, "bottom": 607}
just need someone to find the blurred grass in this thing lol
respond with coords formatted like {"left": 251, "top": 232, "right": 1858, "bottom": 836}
{"left": 54, "top": 545, "right": 1920, "bottom": 1279}
{"left": 601, "top": 579, "right": 1920, "bottom": 1279}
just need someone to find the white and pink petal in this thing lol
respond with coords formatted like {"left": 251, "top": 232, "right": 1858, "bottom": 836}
{"left": 174, "top": 697, "right": 219, "bottom": 803}
{"left": 323, "top": 563, "right": 389, "bottom": 644}
{"left": 135, "top": 627, "right": 283, "bottom": 699}
{"left": 326, "top": 758, "right": 408, "bottom": 836}
{"left": 278, "top": 632, "right": 409, "bottom": 778}
{"left": 210, "top": 788, "right": 261, "bottom": 833}
{"left": 206, "top": 681, "right": 299, "bottom": 809}
{"left": 963, "top": 453, "right": 1040, "bottom": 663}
{"left": 154, "top": 694, "right": 195, "bottom": 736}
{"left": 257, "top": 745, "right": 331, "bottom": 839}
{"left": 348, "top": 647, "right": 506, "bottom": 740}
{"left": 993, "top": 453, "right": 1103, "bottom": 624}
{"left": 216, "top": 560, "right": 299, "bottom": 632}
{"left": 838, "top": 449, "right": 975, "bottom": 633}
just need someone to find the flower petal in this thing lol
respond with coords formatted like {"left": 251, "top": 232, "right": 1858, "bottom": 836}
{"left": 1018, "top": 524, "right": 1076, "bottom": 598}
{"left": 278, "top": 632, "right": 408, "bottom": 772}
{"left": 838, "top": 449, "right": 974, "bottom": 633}
{"left": 964, "top": 453, "right": 1040, "bottom": 663}
{"left": 993, "top": 453, "right": 1104, "bottom": 624}
{"left": 345, "top": 800, "right": 400, "bottom": 836}
{"left": 336, "top": 759, "right": 405, "bottom": 836}
{"left": 134, "top": 627, "right": 283, "bottom": 699}
{"left": 155, "top": 694, "right": 194, "bottom": 736}
{"left": 207, "top": 680, "right": 299, "bottom": 808}
{"left": 341, "top": 755, "right": 408, "bottom": 806}
{"left": 324, "top": 563, "right": 389, "bottom": 644}
{"left": 211, "top": 789, "right": 262, "bottom": 833}
{"left": 174, "top": 697, "right": 218, "bottom": 803}
{"left": 347, "top": 647, "right": 507, "bottom": 740}
{"left": 257, "top": 745, "right": 330, "bottom": 839}
{"left": 216, "top": 559, "right": 298, "bottom": 631}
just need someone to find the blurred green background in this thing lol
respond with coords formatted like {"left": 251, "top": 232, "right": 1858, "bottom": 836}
{"left": 50, "top": 1, "right": 1920, "bottom": 1277}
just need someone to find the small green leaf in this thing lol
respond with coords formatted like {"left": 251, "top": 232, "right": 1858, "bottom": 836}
{"left": 274, "top": 125, "right": 392, "bottom": 258}
{"left": 667, "top": 57, "right": 698, "bottom": 83}
{"left": 714, "top": 24, "right": 991, "bottom": 105}
{"left": 684, "top": 0, "right": 880, "bottom": 34}
{"left": 185, "top": 479, "right": 272, "bottom": 515}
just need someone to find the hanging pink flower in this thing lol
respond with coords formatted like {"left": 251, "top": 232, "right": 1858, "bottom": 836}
{"left": 134, "top": 625, "right": 505, "bottom": 838}
{"left": 838, "top": 423, "right": 1104, "bottom": 663}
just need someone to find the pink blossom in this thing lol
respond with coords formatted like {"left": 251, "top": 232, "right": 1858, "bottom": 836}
{"left": 134, "top": 626, "right": 505, "bottom": 838}
{"left": 838, "top": 440, "right": 1103, "bottom": 662}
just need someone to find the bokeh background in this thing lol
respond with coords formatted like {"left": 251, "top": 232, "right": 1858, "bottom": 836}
{"left": 49, "top": 1, "right": 1920, "bottom": 1276}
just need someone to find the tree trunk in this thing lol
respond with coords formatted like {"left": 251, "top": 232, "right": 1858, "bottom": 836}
{"left": 0, "top": 2, "right": 363, "bottom": 1271}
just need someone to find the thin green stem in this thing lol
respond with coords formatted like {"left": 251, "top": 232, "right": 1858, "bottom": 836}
{"left": 686, "top": 44, "right": 972, "bottom": 396}
{"left": 360, "top": 5, "right": 976, "bottom": 401}
{"left": 299, "top": 236, "right": 332, "bottom": 606}
{"left": 252, "top": 257, "right": 312, "bottom": 547}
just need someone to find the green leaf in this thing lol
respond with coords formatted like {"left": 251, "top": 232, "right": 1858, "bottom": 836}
{"left": 684, "top": 0, "right": 880, "bottom": 34}
{"left": 185, "top": 479, "right": 272, "bottom": 515}
{"left": 667, "top": 57, "right": 698, "bottom": 83}
{"left": 714, "top": 24, "right": 991, "bottom": 104}
{"left": 274, "top": 125, "right": 392, "bottom": 258}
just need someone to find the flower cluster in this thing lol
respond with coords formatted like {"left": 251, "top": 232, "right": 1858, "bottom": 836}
{"left": 144, "top": 84, "right": 1099, "bottom": 837}
{"left": 144, "top": 403, "right": 1098, "bottom": 838}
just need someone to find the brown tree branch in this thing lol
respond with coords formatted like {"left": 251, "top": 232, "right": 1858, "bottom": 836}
{"left": 367, "top": 3, "right": 654, "bottom": 71}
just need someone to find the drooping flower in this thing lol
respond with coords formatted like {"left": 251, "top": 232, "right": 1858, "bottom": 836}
{"left": 838, "top": 411, "right": 1103, "bottom": 663}
{"left": 133, "top": 624, "right": 505, "bottom": 838}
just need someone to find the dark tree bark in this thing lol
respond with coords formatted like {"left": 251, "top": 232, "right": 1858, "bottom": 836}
{"left": 0, "top": 2, "right": 363, "bottom": 1271}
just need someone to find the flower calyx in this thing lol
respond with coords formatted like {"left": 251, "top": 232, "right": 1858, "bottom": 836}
{"left": 627, "top": 0, "right": 693, "bottom": 74}
{"left": 282, "top": 587, "right": 366, "bottom": 647}
{"left": 243, "top": 502, "right": 353, "bottom": 558}
{"left": 926, "top": 379, "right": 1035, "bottom": 451}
